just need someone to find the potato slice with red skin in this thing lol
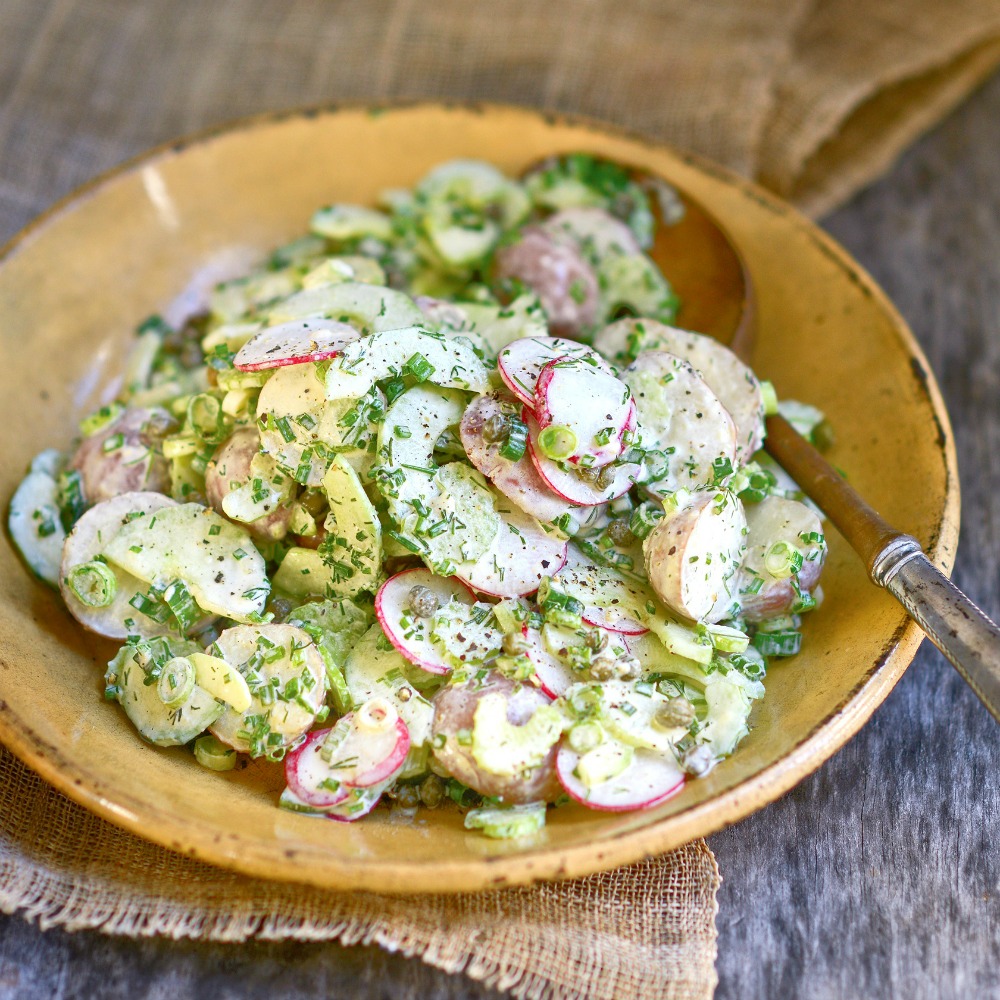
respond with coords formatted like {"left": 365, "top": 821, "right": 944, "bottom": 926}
{"left": 623, "top": 351, "right": 737, "bottom": 496}
{"left": 624, "top": 325, "right": 766, "bottom": 463}
{"left": 736, "top": 496, "right": 826, "bottom": 623}
{"left": 205, "top": 428, "right": 294, "bottom": 541}
{"left": 431, "top": 672, "right": 561, "bottom": 804}
{"left": 70, "top": 407, "right": 174, "bottom": 504}
{"left": 59, "top": 491, "right": 179, "bottom": 639}
{"left": 643, "top": 490, "right": 747, "bottom": 623}
{"left": 540, "top": 206, "right": 642, "bottom": 262}
{"left": 493, "top": 227, "right": 599, "bottom": 339}
{"left": 460, "top": 392, "right": 575, "bottom": 524}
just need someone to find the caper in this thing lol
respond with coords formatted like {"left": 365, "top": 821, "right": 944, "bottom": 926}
{"left": 419, "top": 774, "right": 445, "bottom": 809}
{"left": 578, "top": 465, "right": 601, "bottom": 484}
{"left": 408, "top": 585, "right": 440, "bottom": 618}
{"left": 654, "top": 696, "right": 695, "bottom": 729}
{"left": 589, "top": 651, "right": 618, "bottom": 681}
{"left": 586, "top": 628, "right": 609, "bottom": 652}
{"left": 300, "top": 488, "right": 327, "bottom": 516}
{"left": 266, "top": 596, "right": 295, "bottom": 624}
{"left": 482, "top": 413, "right": 509, "bottom": 443}
{"left": 613, "top": 654, "right": 642, "bottom": 681}
{"left": 391, "top": 784, "right": 420, "bottom": 809}
{"left": 605, "top": 517, "right": 635, "bottom": 547}
{"left": 596, "top": 464, "right": 617, "bottom": 491}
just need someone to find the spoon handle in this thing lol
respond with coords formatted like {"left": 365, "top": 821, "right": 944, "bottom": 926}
{"left": 872, "top": 538, "right": 1000, "bottom": 721}
{"left": 764, "top": 414, "right": 1000, "bottom": 721}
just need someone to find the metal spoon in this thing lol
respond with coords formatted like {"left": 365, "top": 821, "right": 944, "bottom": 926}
{"left": 528, "top": 155, "right": 1000, "bottom": 721}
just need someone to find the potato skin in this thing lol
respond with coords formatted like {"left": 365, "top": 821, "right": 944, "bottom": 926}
{"left": 431, "top": 672, "right": 561, "bottom": 804}
{"left": 70, "top": 407, "right": 174, "bottom": 504}
{"left": 493, "top": 227, "right": 599, "bottom": 340}
{"left": 205, "top": 427, "right": 293, "bottom": 541}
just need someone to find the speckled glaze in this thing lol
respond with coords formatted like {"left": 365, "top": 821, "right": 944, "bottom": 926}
{"left": 0, "top": 104, "right": 959, "bottom": 893}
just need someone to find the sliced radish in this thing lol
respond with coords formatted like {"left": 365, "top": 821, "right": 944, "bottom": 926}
{"left": 580, "top": 605, "right": 649, "bottom": 636}
{"left": 284, "top": 728, "right": 351, "bottom": 809}
{"left": 556, "top": 744, "right": 685, "bottom": 812}
{"left": 460, "top": 393, "right": 577, "bottom": 524}
{"left": 497, "top": 337, "right": 614, "bottom": 407}
{"left": 534, "top": 357, "right": 634, "bottom": 467}
{"left": 375, "top": 568, "right": 476, "bottom": 674}
{"left": 324, "top": 778, "right": 394, "bottom": 822}
{"left": 320, "top": 704, "right": 411, "bottom": 788}
{"left": 525, "top": 409, "right": 640, "bottom": 505}
{"left": 524, "top": 625, "right": 631, "bottom": 698}
{"left": 456, "top": 505, "right": 568, "bottom": 598}
{"left": 234, "top": 319, "right": 361, "bottom": 371}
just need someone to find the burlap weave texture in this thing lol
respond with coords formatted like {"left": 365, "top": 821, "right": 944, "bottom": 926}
{"left": 2, "top": 2, "right": 999, "bottom": 998}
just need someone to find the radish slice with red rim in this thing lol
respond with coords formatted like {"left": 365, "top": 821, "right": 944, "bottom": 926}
{"left": 324, "top": 777, "right": 395, "bottom": 822}
{"left": 320, "top": 703, "right": 411, "bottom": 788}
{"left": 460, "top": 392, "right": 577, "bottom": 525}
{"left": 456, "top": 505, "right": 568, "bottom": 598}
{"left": 525, "top": 409, "right": 640, "bottom": 505}
{"left": 556, "top": 744, "right": 685, "bottom": 812}
{"left": 497, "top": 337, "right": 614, "bottom": 407}
{"left": 375, "top": 568, "right": 476, "bottom": 674}
{"left": 524, "top": 625, "right": 631, "bottom": 698}
{"left": 534, "top": 357, "right": 634, "bottom": 467}
{"left": 580, "top": 605, "right": 649, "bottom": 636}
{"left": 234, "top": 318, "right": 361, "bottom": 371}
{"left": 284, "top": 728, "right": 351, "bottom": 809}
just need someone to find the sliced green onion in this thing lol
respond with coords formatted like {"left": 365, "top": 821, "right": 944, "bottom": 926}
{"left": 761, "top": 380, "right": 779, "bottom": 416}
{"left": 752, "top": 629, "right": 802, "bottom": 658}
{"left": 194, "top": 734, "right": 238, "bottom": 771}
{"left": 162, "top": 435, "right": 200, "bottom": 459}
{"left": 629, "top": 502, "right": 665, "bottom": 539}
{"left": 537, "top": 424, "right": 577, "bottom": 461}
{"left": 129, "top": 588, "right": 171, "bottom": 624}
{"left": 404, "top": 352, "right": 435, "bottom": 382}
{"left": 157, "top": 656, "right": 195, "bottom": 707}
{"left": 162, "top": 579, "right": 200, "bottom": 632}
{"left": 702, "top": 622, "right": 750, "bottom": 653}
{"left": 67, "top": 560, "right": 118, "bottom": 608}
{"left": 764, "top": 541, "right": 804, "bottom": 579}
{"left": 79, "top": 402, "right": 124, "bottom": 437}
{"left": 187, "top": 393, "right": 225, "bottom": 442}
{"left": 56, "top": 470, "right": 86, "bottom": 530}
{"left": 499, "top": 416, "right": 528, "bottom": 461}
{"left": 383, "top": 376, "right": 407, "bottom": 404}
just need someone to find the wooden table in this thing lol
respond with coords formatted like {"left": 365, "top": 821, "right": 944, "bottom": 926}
{"left": 1, "top": 16, "right": 998, "bottom": 1000}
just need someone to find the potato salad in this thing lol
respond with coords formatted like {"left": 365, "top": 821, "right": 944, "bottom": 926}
{"left": 8, "top": 155, "right": 829, "bottom": 838}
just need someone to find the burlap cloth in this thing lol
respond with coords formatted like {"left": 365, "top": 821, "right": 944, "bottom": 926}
{"left": 2, "top": 2, "right": 999, "bottom": 997}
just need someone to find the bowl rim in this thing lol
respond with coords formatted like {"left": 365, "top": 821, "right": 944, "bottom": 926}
{"left": 0, "top": 100, "right": 961, "bottom": 892}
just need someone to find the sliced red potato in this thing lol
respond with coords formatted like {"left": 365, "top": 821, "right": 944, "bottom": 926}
{"left": 455, "top": 503, "right": 568, "bottom": 598}
{"left": 623, "top": 351, "right": 737, "bottom": 496}
{"left": 540, "top": 206, "right": 642, "bottom": 262}
{"left": 59, "top": 491, "right": 178, "bottom": 639}
{"left": 431, "top": 672, "right": 562, "bottom": 804}
{"left": 556, "top": 743, "right": 685, "bottom": 812}
{"left": 534, "top": 357, "right": 634, "bottom": 467}
{"left": 493, "top": 227, "right": 599, "bottom": 339}
{"left": 205, "top": 427, "right": 294, "bottom": 540}
{"left": 525, "top": 409, "right": 640, "bottom": 505}
{"left": 233, "top": 318, "right": 361, "bottom": 371}
{"left": 636, "top": 326, "right": 766, "bottom": 462}
{"left": 643, "top": 490, "right": 747, "bottom": 623}
{"left": 70, "top": 406, "right": 174, "bottom": 504}
{"left": 497, "top": 336, "right": 614, "bottom": 407}
{"left": 736, "top": 496, "right": 826, "bottom": 623}
{"left": 209, "top": 623, "right": 327, "bottom": 754}
{"left": 375, "top": 568, "right": 476, "bottom": 675}
{"left": 592, "top": 317, "right": 676, "bottom": 364}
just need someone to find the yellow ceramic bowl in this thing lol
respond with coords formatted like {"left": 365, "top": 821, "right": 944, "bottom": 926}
{"left": 0, "top": 104, "right": 958, "bottom": 892}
